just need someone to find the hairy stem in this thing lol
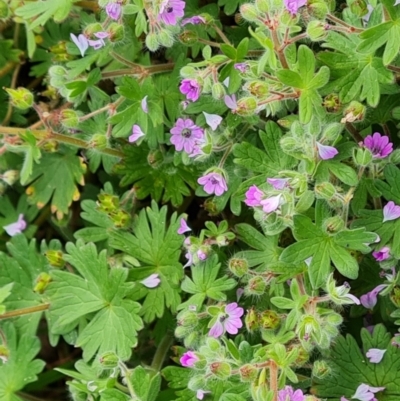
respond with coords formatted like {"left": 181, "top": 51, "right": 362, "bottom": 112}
{"left": 0, "top": 304, "right": 50, "bottom": 320}
{"left": 151, "top": 334, "right": 173, "bottom": 371}
{"left": 269, "top": 360, "right": 278, "bottom": 401}
{"left": 326, "top": 13, "right": 364, "bottom": 33}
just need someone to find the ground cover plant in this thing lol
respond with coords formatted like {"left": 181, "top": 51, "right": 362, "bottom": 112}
{"left": 1, "top": 0, "right": 400, "bottom": 400}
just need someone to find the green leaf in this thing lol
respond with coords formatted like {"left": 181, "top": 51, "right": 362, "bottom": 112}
{"left": 276, "top": 70, "right": 304, "bottom": 89}
{"left": 326, "top": 161, "right": 358, "bottom": 186}
{"left": 220, "top": 44, "right": 237, "bottom": 60}
{"left": 375, "top": 164, "right": 400, "bottom": 204}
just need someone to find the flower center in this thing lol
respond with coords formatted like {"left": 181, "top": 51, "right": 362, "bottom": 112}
{"left": 210, "top": 178, "right": 219, "bottom": 185}
{"left": 166, "top": 6, "right": 173, "bottom": 12}
{"left": 181, "top": 128, "right": 192, "bottom": 138}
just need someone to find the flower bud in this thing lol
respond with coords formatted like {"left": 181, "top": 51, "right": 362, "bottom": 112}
{"left": 175, "top": 325, "right": 193, "bottom": 338}
{"left": 255, "top": 0, "right": 269, "bottom": 12}
{"left": 240, "top": 4, "right": 259, "bottom": 22}
{"left": 83, "top": 23, "right": 103, "bottom": 37}
{"left": 179, "top": 30, "right": 199, "bottom": 45}
{"left": 228, "top": 257, "right": 249, "bottom": 277}
{"left": 239, "top": 364, "right": 258, "bottom": 382}
{"left": 260, "top": 310, "right": 280, "bottom": 329}
{"left": 211, "top": 82, "right": 225, "bottom": 100}
{"left": 322, "top": 216, "right": 344, "bottom": 235}
{"left": 0, "top": 0, "right": 9, "bottom": 18}
{"left": 203, "top": 198, "right": 219, "bottom": 216}
{"left": 90, "top": 134, "right": 108, "bottom": 150}
{"left": 312, "top": 359, "right": 331, "bottom": 379}
{"left": 246, "top": 81, "right": 269, "bottom": 97}
{"left": 350, "top": 0, "right": 368, "bottom": 17}
{"left": 188, "top": 375, "right": 207, "bottom": 391}
{"left": 109, "top": 210, "right": 130, "bottom": 228}
{"left": 60, "top": 109, "right": 80, "bottom": 129}
{"left": 236, "top": 97, "right": 257, "bottom": 116}
{"left": 1, "top": 170, "right": 19, "bottom": 186}
{"left": 5, "top": 87, "right": 34, "bottom": 110}
{"left": 341, "top": 101, "right": 366, "bottom": 123}
{"left": 307, "top": 0, "right": 330, "bottom": 18}
{"left": 323, "top": 94, "right": 341, "bottom": 112}
{"left": 246, "top": 276, "right": 266, "bottom": 296}
{"left": 97, "top": 194, "right": 119, "bottom": 213}
{"left": 45, "top": 250, "right": 65, "bottom": 268}
{"left": 245, "top": 308, "right": 260, "bottom": 332}
{"left": 158, "top": 29, "right": 174, "bottom": 47}
{"left": 177, "top": 311, "right": 198, "bottom": 327}
{"left": 108, "top": 22, "right": 124, "bottom": 42}
{"left": 280, "top": 137, "right": 300, "bottom": 154}
{"left": 49, "top": 65, "right": 68, "bottom": 78}
{"left": 99, "top": 351, "right": 119, "bottom": 368}
{"left": 34, "top": 272, "right": 52, "bottom": 294}
{"left": 307, "top": 21, "right": 327, "bottom": 41}
{"left": 146, "top": 32, "right": 160, "bottom": 52}
{"left": 353, "top": 147, "right": 372, "bottom": 167}
{"left": 314, "top": 182, "right": 336, "bottom": 200}
{"left": 206, "top": 337, "right": 221, "bottom": 351}
{"left": 209, "top": 361, "right": 231, "bottom": 379}
{"left": 147, "top": 149, "right": 164, "bottom": 169}
{"left": 43, "top": 140, "right": 59, "bottom": 153}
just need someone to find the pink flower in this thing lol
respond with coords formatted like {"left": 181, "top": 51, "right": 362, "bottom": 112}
{"left": 260, "top": 194, "right": 282, "bottom": 213}
{"left": 244, "top": 185, "right": 263, "bottom": 206}
{"left": 360, "top": 284, "right": 388, "bottom": 309}
{"left": 224, "top": 94, "right": 237, "bottom": 110}
{"left": 198, "top": 172, "right": 228, "bottom": 196}
{"left": 284, "top": 0, "right": 307, "bottom": 14}
{"left": 316, "top": 142, "right": 338, "bottom": 160}
{"left": 105, "top": 2, "right": 122, "bottom": 20}
{"left": 182, "top": 15, "right": 206, "bottom": 25}
{"left": 278, "top": 386, "right": 305, "bottom": 401}
{"left": 129, "top": 125, "right": 145, "bottom": 143}
{"left": 183, "top": 252, "right": 193, "bottom": 268}
{"left": 70, "top": 33, "right": 89, "bottom": 57}
{"left": 197, "top": 249, "right": 207, "bottom": 261}
{"left": 140, "top": 274, "right": 161, "bottom": 288}
{"left": 383, "top": 201, "right": 400, "bottom": 222}
{"left": 203, "top": 112, "right": 222, "bottom": 131}
{"left": 178, "top": 218, "right": 191, "bottom": 235}
{"left": 3, "top": 214, "right": 27, "bottom": 236}
{"left": 209, "top": 302, "right": 244, "bottom": 337}
{"left": 141, "top": 96, "right": 148, "bottom": 113}
{"left": 234, "top": 63, "right": 248, "bottom": 73}
{"left": 372, "top": 246, "right": 390, "bottom": 261}
{"left": 170, "top": 118, "right": 204, "bottom": 154}
{"left": 363, "top": 132, "right": 393, "bottom": 158}
{"left": 180, "top": 351, "right": 199, "bottom": 367}
{"left": 158, "top": 0, "right": 185, "bottom": 25}
{"left": 352, "top": 383, "right": 385, "bottom": 401}
{"left": 366, "top": 348, "right": 386, "bottom": 363}
{"left": 267, "top": 178, "right": 289, "bottom": 190}
{"left": 180, "top": 79, "right": 201, "bottom": 102}
{"left": 196, "top": 390, "right": 211, "bottom": 400}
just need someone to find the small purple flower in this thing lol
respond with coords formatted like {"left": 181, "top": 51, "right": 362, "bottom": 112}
{"left": 129, "top": 125, "right": 145, "bottom": 143}
{"left": 363, "top": 132, "right": 393, "bottom": 159}
{"left": 182, "top": 15, "right": 206, "bottom": 25}
{"left": 234, "top": 63, "right": 248, "bottom": 73}
{"left": 360, "top": 284, "right": 388, "bottom": 309}
{"left": 278, "top": 385, "right": 305, "bottom": 401}
{"left": 372, "top": 246, "right": 390, "bottom": 261}
{"left": 158, "top": 0, "right": 185, "bottom": 25}
{"left": 352, "top": 383, "right": 385, "bottom": 401}
{"left": 141, "top": 96, "right": 148, "bottom": 113}
{"left": 244, "top": 185, "right": 263, "bottom": 207}
{"left": 180, "top": 79, "right": 201, "bottom": 102}
{"left": 197, "top": 249, "right": 207, "bottom": 261}
{"left": 284, "top": 0, "right": 307, "bottom": 14}
{"left": 3, "top": 214, "right": 27, "bottom": 236}
{"left": 196, "top": 390, "right": 211, "bottom": 400}
{"left": 183, "top": 252, "right": 193, "bottom": 268}
{"left": 260, "top": 194, "right": 282, "bottom": 213}
{"left": 180, "top": 351, "right": 199, "bottom": 367}
{"left": 198, "top": 172, "right": 228, "bottom": 196}
{"left": 140, "top": 273, "right": 161, "bottom": 288}
{"left": 170, "top": 118, "right": 204, "bottom": 154}
{"left": 105, "top": 2, "right": 122, "bottom": 20}
{"left": 267, "top": 178, "right": 289, "bottom": 190}
{"left": 316, "top": 142, "right": 338, "bottom": 160}
{"left": 178, "top": 218, "right": 191, "bottom": 235}
{"left": 70, "top": 33, "right": 89, "bottom": 57}
{"left": 383, "top": 201, "right": 400, "bottom": 222}
{"left": 209, "top": 302, "right": 244, "bottom": 337}
{"left": 366, "top": 348, "right": 386, "bottom": 364}
{"left": 224, "top": 94, "right": 237, "bottom": 111}
{"left": 203, "top": 112, "right": 222, "bottom": 131}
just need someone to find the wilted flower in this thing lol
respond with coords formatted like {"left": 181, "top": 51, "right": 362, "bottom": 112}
{"left": 360, "top": 284, "right": 388, "bottom": 309}
{"left": 180, "top": 351, "right": 199, "bottom": 367}
{"left": 170, "top": 118, "right": 204, "bottom": 154}
{"left": 105, "top": 2, "right": 122, "bottom": 20}
{"left": 209, "top": 302, "right": 244, "bottom": 337}
{"left": 180, "top": 79, "right": 201, "bottom": 102}
{"left": 178, "top": 218, "right": 191, "bottom": 235}
{"left": 129, "top": 125, "right": 145, "bottom": 143}
{"left": 260, "top": 194, "right": 282, "bottom": 213}
{"left": 3, "top": 214, "right": 27, "bottom": 236}
{"left": 366, "top": 348, "right": 386, "bottom": 364}
{"left": 244, "top": 185, "right": 263, "bottom": 206}
{"left": 372, "top": 246, "right": 390, "bottom": 261}
{"left": 140, "top": 274, "right": 161, "bottom": 288}
{"left": 267, "top": 178, "right": 289, "bottom": 190}
{"left": 278, "top": 385, "right": 305, "bottom": 401}
{"left": 158, "top": 0, "right": 185, "bottom": 25}
{"left": 284, "top": 0, "right": 307, "bottom": 14}
{"left": 363, "top": 132, "right": 393, "bottom": 159}
{"left": 141, "top": 96, "right": 148, "bottom": 113}
{"left": 198, "top": 172, "right": 228, "bottom": 196}
{"left": 203, "top": 112, "right": 222, "bottom": 131}
{"left": 182, "top": 15, "right": 206, "bottom": 25}
{"left": 316, "top": 142, "right": 338, "bottom": 160}
{"left": 88, "top": 32, "right": 109, "bottom": 50}
{"left": 352, "top": 383, "right": 385, "bottom": 401}
{"left": 383, "top": 201, "right": 400, "bottom": 222}
{"left": 70, "top": 33, "right": 89, "bottom": 57}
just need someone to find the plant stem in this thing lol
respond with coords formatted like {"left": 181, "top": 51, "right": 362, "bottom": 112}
{"left": 75, "top": 1, "right": 100, "bottom": 12}
{"left": 326, "top": 13, "right": 364, "bottom": 33}
{"left": 212, "top": 24, "right": 231, "bottom": 45}
{"left": 102, "top": 63, "right": 175, "bottom": 79}
{"left": 118, "top": 362, "right": 139, "bottom": 401}
{"left": 0, "top": 61, "right": 17, "bottom": 79}
{"left": 0, "top": 304, "right": 50, "bottom": 320}
{"left": 269, "top": 359, "right": 278, "bottom": 401}
{"left": 79, "top": 104, "right": 112, "bottom": 122}
{"left": 345, "top": 123, "right": 363, "bottom": 143}
{"left": 151, "top": 334, "right": 173, "bottom": 371}
{"left": 271, "top": 29, "right": 289, "bottom": 69}
{"left": 198, "top": 38, "right": 221, "bottom": 48}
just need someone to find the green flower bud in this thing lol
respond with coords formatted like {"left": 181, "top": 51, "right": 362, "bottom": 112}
{"left": 1, "top": 170, "right": 19, "bottom": 186}
{"left": 353, "top": 147, "right": 372, "bottom": 167}
{"left": 239, "top": 364, "right": 258, "bottom": 382}
{"left": 210, "top": 361, "right": 231, "bottom": 379}
{"left": 240, "top": 4, "right": 259, "bottom": 22}
{"left": 322, "top": 216, "right": 344, "bottom": 235}
{"left": 245, "top": 308, "right": 260, "bottom": 332}
{"left": 211, "top": 82, "right": 226, "bottom": 100}
{"left": 280, "top": 136, "right": 301, "bottom": 154}
{"left": 246, "top": 276, "right": 266, "bottom": 296}
{"left": 206, "top": 337, "right": 221, "bottom": 352}
{"left": 307, "top": 20, "right": 327, "bottom": 41}
{"left": 34, "top": 272, "right": 52, "bottom": 294}
{"left": 228, "top": 257, "right": 249, "bottom": 277}
{"left": 0, "top": 344, "right": 10, "bottom": 363}
{"left": 83, "top": 23, "right": 103, "bottom": 37}
{"left": 158, "top": 29, "right": 174, "bottom": 47}
{"left": 99, "top": 351, "right": 119, "bottom": 368}
{"left": 260, "top": 310, "right": 280, "bottom": 329}
{"left": 175, "top": 325, "right": 193, "bottom": 338}
{"left": 341, "top": 101, "right": 366, "bottom": 123}
{"left": 323, "top": 94, "right": 341, "bottom": 112}
{"left": 277, "top": 115, "right": 298, "bottom": 129}
{"left": 177, "top": 311, "right": 198, "bottom": 327}
{"left": 180, "top": 66, "right": 197, "bottom": 78}
{"left": 42, "top": 140, "right": 59, "bottom": 153}
{"left": 236, "top": 97, "right": 257, "bottom": 116}
{"left": 146, "top": 32, "right": 160, "bottom": 52}
{"left": 60, "top": 109, "right": 80, "bottom": 129}
{"left": 0, "top": 0, "right": 9, "bottom": 18}
{"left": 49, "top": 41, "right": 68, "bottom": 55}
{"left": 255, "top": 0, "right": 269, "bottom": 12}
{"left": 188, "top": 375, "right": 207, "bottom": 391}
{"left": 108, "top": 22, "right": 124, "bottom": 42}
{"left": 90, "top": 134, "right": 108, "bottom": 150}
{"left": 109, "top": 209, "right": 130, "bottom": 228}
{"left": 184, "top": 331, "right": 201, "bottom": 349}
{"left": 97, "top": 193, "right": 119, "bottom": 213}
{"left": 246, "top": 81, "right": 269, "bottom": 98}
{"left": 5, "top": 87, "right": 34, "bottom": 110}
{"left": 147, "top": 149, "right": 164, "bottom": 169}
{"left": 315, "top": 182, "right": 336, "bottom": 200}
{"left": 325, "top": 311, "right": 343, "bottom": 326}
{"left": 308, "top": 0, "right": 330, "bottom": 18}
{"left": 45, "top": 250, "right": 65, "bottom": 268}
{"left": 312, "top": 360, "right": 331, "bottom": 379}
{"left": 203, "top": 198, "right": 219, "bottom": 216}
{"left": 179, "top": 30, "right": 199, "bottom": 46}
{"left": 350, "top": 0, "right": 368, "bottom": 17}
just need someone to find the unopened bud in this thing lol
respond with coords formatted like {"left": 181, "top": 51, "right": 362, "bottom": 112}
{"left": 307, "top": 20, "right": 327, "bottom": 41}
{"left": 83, "top": 23, "right": 103, "bottom": 37}
{"left": 1, "top": 170, "right": 19, "bottom": 186}
{"left": 228, "top": 258, "right": 249, "bottom": 277}
{"left": 188, "top": 375, "right": 207, "bottom": 391}
{"left": 353, "top": 147, "right": 372, "bottom": 167}
{"left": 97, "top": 193, "right": 119, "bottom": 213}
{"left": 42, "top": 140, "right": 58, "bottom": 153}
{"left": 210, "top": 361, "right": 231, "bottom": 379}
{"left": 203, "top": 198, "right": 219, "bottom": 216}
{"left": 239, "top": 364, "right": 258, "bottom": 382}
{"left": 350, "top": 0, "right": 368, "bottom": 17}
{"left": 45, "top": 250, "right": 65, "bottom": 268}
{"left": 158, "top": 29, "right": 174, "bottom": 47}
{"left": 99, "top": 351, "right": 119, "bottom": 368}
{"left": 240, "top": 4, "right": 259, "bottom": 21}
{"left": 245, "top": 308, "right": 260, "bottom": 332}
{"left": 211, "top": 82, "right": 225, "bottom": 100}
{"left": 260, "top": 310, "right": 280, "bottom": 329}
{"left": 255, "top": 0, "right": 269, "bottom": 12}
{"left": 236, "top": 97, "right": 257, "bottom": 116}
{"left": 90, "top": 134, "right": 108, "bottom": 150}
{"left": 5, "top": 87, "right": 34, "bottom": 110}
{"left": 60, "top": 109, "right": 80, "bottom": 129}
{"left": 146, "top": 32, "right": 160, "bottom": 52}
{"left": 246, "top": 276, "right": 266, "bottom": 296}
{"left": 341, "top": 101, "right": 366, "bottom": 123}
{"left": 179, "top": 30, "right": 199, "bottom": 45}
{"left": 315, "top": 182, "right": 336, "bottom": 200}
{"left": 175, "top": 325, "right": 193, "bottom": 338}
{"left": 280, "top": 136, "right": 300, "bottom": 154}
{"left": 109, "top": 209, "right": 130, "bottom": 228}
{"left": 307, "top": 0, "right": 330, "bottom": 18}
{"left": 177, "top": 311, "right": 198, "bottom": 327}
{"left": 322, "top": 216, "right": 344, "bottom": 235}
{"left": 108, "top": 22, "right": 124, "bottom": 42}
{"left": 312, "top": 360, "right": 331, "bottom": 379}
{"left": 34, "top": 272, "right": 52, "bottom": 294}
{"left": 323, "top": 94, "right": 341, "bottom": 112}
{"left": 206, "top": 336, "right": 221, "bottom": 351}
{"left": 246, "top": 81, "right": 269, "bottom": 97}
